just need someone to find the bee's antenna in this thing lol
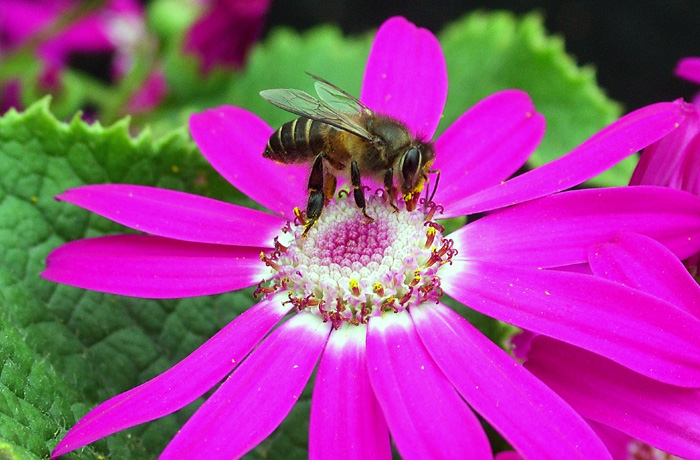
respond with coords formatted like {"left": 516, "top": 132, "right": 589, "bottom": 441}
{"left": 427, "top": 169, "right": 440, "bottom": 205}
{"left": 422, "top": 175, "right": 430, "bottom": 209}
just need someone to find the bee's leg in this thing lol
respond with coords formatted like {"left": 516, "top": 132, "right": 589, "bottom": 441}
{"left": 351, "top": 161, "right": 374, "bottom": 222}
{"left": 383, "top": 168, "right": 399, "bottom": 212}
{"left": 303, "top": 154, "right": 326, "bottom": 236}
{"left": 323, "top": 173, "right": 337, "bottom": 204}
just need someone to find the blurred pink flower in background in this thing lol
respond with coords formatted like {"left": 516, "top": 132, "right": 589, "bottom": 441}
{"left": 126, "top": 67, "right": 168, "bottom": 113}
{"left": 0, "top": 80, "right": 21, "bottom": 114}
{"left": 0, "top": 0, "right": 145, "bottom": 86}
{"left": 0, "top": 0, "right": 168, "bottom": 115}
{"left": 0, "top": 0, "right": 72, "bottom": 49}
{"left": 184, "top": 0, "right": 270, "bottom": 73}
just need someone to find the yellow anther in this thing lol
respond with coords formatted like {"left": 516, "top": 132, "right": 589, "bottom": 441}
{"left": 410, "top": 270, "right": 421, "bottom": 287}
{"left": 425, "top": 226, "right": 436, "bottom": 248}
{"left": 293, "top": 206, "right": 307, "bottom": 225}
{"left": 349, "top": 279, "right": 360, "bottom": 296}
{"left": 373, "top": 282, "right": 385, "bottom": 296}
{"left": 259, "top": 251, "right": 279, "bottom": 271}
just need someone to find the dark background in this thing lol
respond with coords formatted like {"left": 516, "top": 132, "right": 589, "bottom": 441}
{"left": 265, "top": 0, "right": 700, "bottom": 112}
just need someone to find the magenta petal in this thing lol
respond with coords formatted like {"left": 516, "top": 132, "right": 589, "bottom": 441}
{"left": 526, "top": 337, "right": 700, "bottom": 459}
{"left": 189, "top": 106, "right": 308, "bottom": 218}
{"left": 309, "top": 324, "right": 390, "bottom": 460}
{"left": 366, "top": 311, "right": 492, "bottom": 460}
{"left": 440, "top": 260, "right": 700, "bottom": 386}
{"left": 434, "top": 90, "right": 545, "bottom": 211}
{"left": 57, "top": 185, "right": 283, "bottom": 247}
{"left": 676, "top": 57, "right": 700, "bottom": 84}
{"left": 589, "top": 232, "right": 700, "bottom": 317}
{"left": 588, "top": 422, "right": 632, "bottom": 460}
{"left": 452, "top": 186, "right": 700, "bottom": 268}
{"left": 42, "top": 235, "right": 267, "bottom": 298}
{"left": 160, "top": 312, "right": 329, "bottom": 459}
{"left": 495, "top": 452, "right": 523, "bottom": 460}
{"left": 446, "top": 101, "right": 692, "bottom": 215}
{"left": 51, "top": 297, "right": 289, "bottom": 458}
{"left": 360, "top": 17, "right": 447, "bottom": 139}
{"left": 680, "top": 134, "right": 700, "bottom": 196}
{"left": 629, "top": 107, "right": 700, "bottom": 187}
{"left": 410, "top": 303, "right": 612, "bottom": 460}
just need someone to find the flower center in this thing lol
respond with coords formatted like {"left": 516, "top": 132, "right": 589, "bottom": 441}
{"left": 257, "top": 191, "right": 455, "bottom": 328}
{"left": 313, "top": 214, "right": 391, "bottom": 268}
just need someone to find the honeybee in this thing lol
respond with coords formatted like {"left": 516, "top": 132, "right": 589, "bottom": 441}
{"left": 260, "top": 73, "right": 439, "bottom": 235}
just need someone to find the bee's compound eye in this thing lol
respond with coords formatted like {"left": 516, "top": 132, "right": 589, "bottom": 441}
{"left": 401, "top": 147, "right": 421, "bottom": 184}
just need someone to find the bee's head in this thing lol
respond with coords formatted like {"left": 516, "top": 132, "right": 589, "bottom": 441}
{"left": 399, "top": 143, "right": 435, "bottom": 211}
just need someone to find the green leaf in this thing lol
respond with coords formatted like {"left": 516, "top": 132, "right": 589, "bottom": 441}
{"left": 0, "top": 99, "right": 258, "bottom": 459}
{"left": 0, "top": 297, "right": 106, "bottom": 460}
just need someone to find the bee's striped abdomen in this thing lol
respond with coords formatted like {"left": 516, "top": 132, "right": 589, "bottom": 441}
{"left": 264, "top": 117, "right": 330, "bottom": 164}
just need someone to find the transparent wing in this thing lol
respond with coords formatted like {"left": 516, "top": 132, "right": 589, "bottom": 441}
{"left": 260, "top": 87, "right": 374, "bottom": 141}
{"left": 260, "top": 88, "right": 328, "bottom": 120}
{"left": 307, "top": 72, "right": 372, "bottom": 116}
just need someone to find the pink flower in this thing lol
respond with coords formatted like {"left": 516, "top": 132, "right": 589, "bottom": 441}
{"left": 630, "top": 57, "right": 700, "bottom": 273}
{"left": 591, "top": 421, "right": 689, "bottom": 460}
{"left": 0, "top": 0, "right": 145, "bottom": 87}
{"left": 677, "top": 57, "right": 700, "bottom": 106}
{"left": 184, "top": 0, "right": 270, "bottom": 73}
{"left": 495, "top": 452, "right": 523, "bottom": 460}
{"left": 0, "top": 0, "right": 71, "bottom": 49}
{"left": 677, "top": 57, "right": 700, "bottom": 85}
{"left": 126, "top": 68, "right": 168, "bottom": 113}
{"left": 0, "top": 0, "right": 167, "bottom": 115}
{"left": 524, "top": 232, "right": 700, "bottom": 459}
{"left": 45, "top": 17, "right": 700, "bottom": 460}
{"left": 0, "top": 80, "right": 21, "bottom": 114}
